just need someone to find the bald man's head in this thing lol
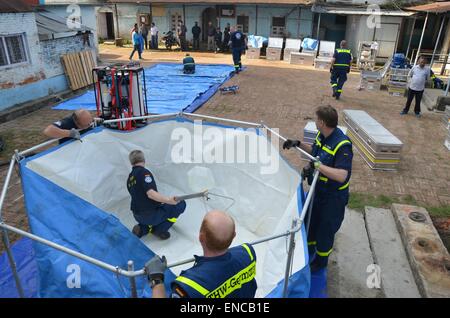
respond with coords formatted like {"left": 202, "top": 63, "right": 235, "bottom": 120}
{"left": 74, "top": 109, "right": 93, "bottom": 129}
{"left": 200, "top": 210, "right": 236, "bottom": 253}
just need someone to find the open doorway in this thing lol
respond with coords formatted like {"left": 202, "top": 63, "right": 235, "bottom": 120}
{"left": 97, "top": 11, "right": 115, "bottom": 40}
{"left": 105, "top": 13, "right": 114, "bottom": 39}
{"left": 202, "top": 7, "right": 217, "bottom": 41}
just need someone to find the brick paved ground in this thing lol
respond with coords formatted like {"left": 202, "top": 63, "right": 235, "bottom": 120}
{"left": 1, "top": 45, "right": 449, "bottom": 254}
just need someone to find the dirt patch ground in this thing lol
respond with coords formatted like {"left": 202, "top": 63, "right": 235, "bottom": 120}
{"left": 1, "top": 45, "right": 449, "bottom": 254}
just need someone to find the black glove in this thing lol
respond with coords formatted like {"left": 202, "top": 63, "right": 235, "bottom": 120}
{"left": 283, "top": 139, "right": 301, "bottom": 150}
{"left": 347, "top": 67, "right": 350, "bottom": 74}
{"left": 302, "top": 161, "right": 316, "bottom": 185}
{"left": 144, "top": 255, "right": 167, "bottom": 282}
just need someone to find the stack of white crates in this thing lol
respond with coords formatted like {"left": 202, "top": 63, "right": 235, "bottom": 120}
{"left": 266, "top": 37, "right": 283, "bottom": 60}
{"left": 343, "top": 110, "right": 403, "bottom": 170}
{"left": 283, "top": 39, "right": 301, "bottom": 62}
{"left": 291, "top": 38, "right": 317, "bottom": 65}
{"left": 359, "top": 70, "right": 382, "bottom": 91}
{"left": 314, "top": 41, "right": 335, "bottom": 70}
{"left": 388, "top": 68, "right": 409, "bottom": 96}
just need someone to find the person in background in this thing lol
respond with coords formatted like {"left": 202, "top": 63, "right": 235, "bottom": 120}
{"left": 150, "top": 22, "right": 159, "bottom": 50}
{"left": 222, "top": 23, "right": 231, "bottom": 52}
{"left": 131, "top": 23, "right": 138, "bottom": 36}
{"left": 400, "top": 56, "right": 431, "bottom": 118}
{"left": 214, "top": 27, "right": 222, "bottom": 53}
{"left": 130, "top": 25, "right": 143, "bottom": 60}
{"left": 330, "top": 40, "right": 352, "bottom": 100}
{"left": 207, "top": 21, "right": 216, "bottom": 52}
{"left": 229, "top": 26, "right": 246, "bottom": 74}
{"left": 192, "top": 21, "right": 201, "bottom": 51}
{"left": 141, "top": 22, "right": 149, "bottom": 50}
{"left": 178, "top": 20, "right": 187, "bottom": 51}
{"left": 183, "top": 53, "right": 195, "bottom": 74}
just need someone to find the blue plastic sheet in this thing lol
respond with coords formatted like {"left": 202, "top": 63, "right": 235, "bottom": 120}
{"left": 52, "top": 63, "right": 235, "bottom": 114}
{"left": 247, "top": 35, "right": 267, "bottom": 49}
{"left": 0, "top": 237, "right": 39, "bottom": 298}
{"left": 302, "top": 38, "right": 318, "bottom": 51}
{"left": 19, "top": 161, "right": 176, "bottom": 297}
{"left": 9, "top": 118, "right": 312, "bottom": 298}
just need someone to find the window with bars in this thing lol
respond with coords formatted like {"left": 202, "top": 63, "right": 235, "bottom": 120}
{"left": 271, "top": 17, "right": 286, "bottom": 37}
{"left": 237, "top": 16, "right": 249, "bottom": 34}
{"left": 0, "top": 34, "right": 28, "bottom": 67}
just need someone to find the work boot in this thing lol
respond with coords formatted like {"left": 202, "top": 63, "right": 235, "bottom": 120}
{"left": 400, "top": 110, "right": 408, "bottom": 115}
{"left": 132, "top": 225, "right": 143, "bottom": 238}
{"left": 154, "top": 231, "right": 171, "bottom": 240}
{"left": 335, "top": 94, "right": 340, "bottom": 100}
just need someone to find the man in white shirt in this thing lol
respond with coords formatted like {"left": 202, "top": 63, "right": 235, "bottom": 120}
{"left": 150, "top": 22, "right": 159, "bottom": 50}
{"left": 400, "top": 56, "right": 431, "bottom": 117}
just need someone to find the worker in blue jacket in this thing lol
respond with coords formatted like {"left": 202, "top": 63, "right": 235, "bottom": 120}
{"left": 330, "top": 40, "right": 353, "bottom": 100}
{"left": 145, "top": 210, "right": 257, "bottom": 298}
{"left": 283, "top": 105, "right": 353, "bottom": 272}
{"left": 127, "top": 150, "right": 186, "bottom": 240}
{"left": 229, "top": 26, "right": 246, "bottom": 74}
{"left": 183, "top": 53, "right": 195, "bottom": 74}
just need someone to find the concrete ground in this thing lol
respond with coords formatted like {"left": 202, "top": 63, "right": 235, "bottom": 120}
{"left": 0, "top": 45, "right": 449, "bottom": 296}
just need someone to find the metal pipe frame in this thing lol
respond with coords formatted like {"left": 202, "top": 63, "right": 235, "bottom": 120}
{"left": 1, "top": 114, "right": 320, "bottom": 297}
{"left": 431, "top": 16, "right": 446, "bottom": 67}
{"left": 414, "top": 12, "right": 429, "bottom": 65}
{"left": 101, "top": 112, "right": 179, "bottom": 124}
{"left": 405, "top": 16, "right": 416, "bottom": 60}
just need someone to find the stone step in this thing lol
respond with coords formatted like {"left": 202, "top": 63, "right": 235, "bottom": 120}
{"left": 391, "top": 204, "right": 450, "bottom": 298}
{"left": 364, "top": 206, "right": 421, "bottom": 298}
{"left": 327, "top": 208, "right": 382, "bottom": 298}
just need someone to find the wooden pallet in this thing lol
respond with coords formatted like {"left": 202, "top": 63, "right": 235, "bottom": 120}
{"left": 61, "top": 50, "right": 96, "bottom": 91}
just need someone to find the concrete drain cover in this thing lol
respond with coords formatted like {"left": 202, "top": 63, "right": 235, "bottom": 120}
{"left": 409, "top": 211, "right": 426, "bottom": 223}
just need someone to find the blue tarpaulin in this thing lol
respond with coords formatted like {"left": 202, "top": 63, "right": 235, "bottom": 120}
{"left": 52, "top": 63, "right": 235, "bottom": 114}
{"left": 0, "top": 238, "right": 39, "bottom": 298}
{"left": 2, "top": 119, "right": 314, "bottom": 298}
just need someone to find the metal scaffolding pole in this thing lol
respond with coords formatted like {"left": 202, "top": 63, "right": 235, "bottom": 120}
{"left": 316, "top": 13, "right": 321, "bottom": 40}
{"left": 0, "top": 156, "right": 25, "bottom": 297}
{"left": 431, "top": 16, "right": 446, "bottom": 67}
{"left": 128, "top": 261, "right": 137, "bottom": 298}
{"left": 414, "top": 12, "right": 429, "bottom": 65}
{"left": 406, "top": 16, "right": 417, "bottom": 60}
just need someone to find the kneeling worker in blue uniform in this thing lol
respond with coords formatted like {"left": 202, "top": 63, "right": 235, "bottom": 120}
{"left": 127, "top": 150, "right": 186, "bottom": 240}
{"left": 283, "top": 105, "right": 353, "bottom": 272}
{"left": 145, "top": 210, "right": 257, "bottom": 298}
{"left": 183, "top": 53, "right": 195, "bottom": 74}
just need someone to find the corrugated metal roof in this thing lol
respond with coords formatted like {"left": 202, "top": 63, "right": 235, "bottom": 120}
{"left": 0, "top": 0, "right": 33, "bottom": 13}
{"left": 107, "top": 0, "right": 312, "bottom": 5}
{"left": 406, "top": 1, "right": 450, "bottom": 13}
{"left": 312, "top": 4, "right": 416, "bottom": 16}
{"left": 36, "top": 10, "right": 92, "bottom": 40}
